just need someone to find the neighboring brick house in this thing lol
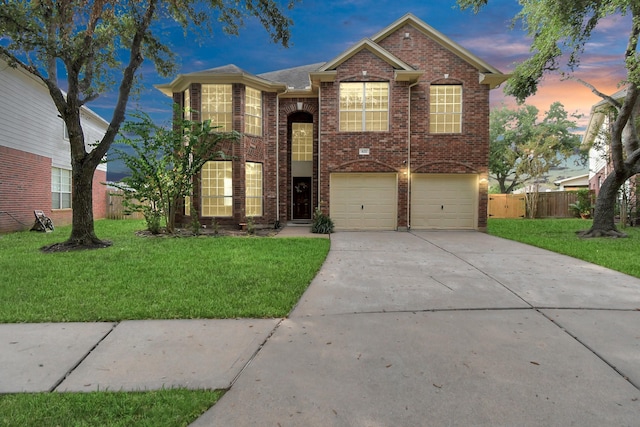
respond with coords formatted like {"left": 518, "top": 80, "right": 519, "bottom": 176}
{"left": 0, "top": 55, "right": 109, "bottom": 233}
{"left": 156, "top": 13, "right": 507, "bottom": 231}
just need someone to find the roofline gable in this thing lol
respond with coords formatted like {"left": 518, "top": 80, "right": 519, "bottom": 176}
{"left": 155, "top": 65, "right": 287, "bottom": 97}
{"left": 317, "top": 39, "right": 416, "bottom": 73}
{"left": 582, "top": 87, "right": 627, "bottom": 147}
{"left": 372, "top": 13, "right": 505, "bottom": 76}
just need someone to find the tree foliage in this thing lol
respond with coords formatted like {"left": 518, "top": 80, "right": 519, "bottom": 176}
{"left": 489, "top": 102, "right": 581, "bottom": 194}
{"left": 459, "top": 0, "right": 640, "bottom": 237}
{"left": 111, "top": 110, "right": 239, "bottom": 234}
{"left": 0, "top": 0, "right": 295, "bottom": 249}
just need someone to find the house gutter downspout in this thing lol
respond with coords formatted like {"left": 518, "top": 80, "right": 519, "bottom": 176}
{"left": 317, "top": 84, "right": 322, "bottom": 213}
{"left": 276, "top": 88, "right": 288, "bottom": 226}
{"left": 407, "top": 81, "right": 419, "bottom": 230}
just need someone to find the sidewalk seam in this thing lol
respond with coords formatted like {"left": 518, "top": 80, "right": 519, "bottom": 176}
{"left": 226, "top": 318, "right": 285, "bottom": 389}
{"left": 50, "top": 322, "right": 119, "bottom": 392}
{"left": 538, "top": 309, "right": 640, "bottom": 393}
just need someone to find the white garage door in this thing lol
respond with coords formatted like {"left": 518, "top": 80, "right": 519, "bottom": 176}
{"left": 330, "top": 173, "right": 397, "bottom": 230}
{"left": 411, "top": 174, "right": 477, "bottom": 229}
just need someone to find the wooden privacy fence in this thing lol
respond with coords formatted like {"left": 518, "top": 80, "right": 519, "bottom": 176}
{"left": 533, "top": 191, "right": 582, "bottom": 218}
{"left": 106, "top": 190, "right": 144, "bottom": 220}
{"left": 488, "top": 191, "right": 586, "bottom": 219}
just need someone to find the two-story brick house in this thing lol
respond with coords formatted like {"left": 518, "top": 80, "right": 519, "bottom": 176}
{"left": 0, "top": 54, "right": 109, "bottom": 233}
{"left": 156, "top": 13, "right": 508, "bottom": 231}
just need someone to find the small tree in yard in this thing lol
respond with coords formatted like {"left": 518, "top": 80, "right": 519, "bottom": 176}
{"left": 112, "top": 111, "right": 239, "bottom": 234}
{"left": 459, "top": 0, "right": 640, "bottom": 237}
{"left": 0, "top": 0, "right": 294, "bottom": 250}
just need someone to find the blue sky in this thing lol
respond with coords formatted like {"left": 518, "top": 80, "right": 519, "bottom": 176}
{"left": 96, "top": 0, "right": 630, "bottom": 177}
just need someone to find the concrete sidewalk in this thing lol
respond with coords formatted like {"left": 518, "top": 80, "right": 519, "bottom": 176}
{"left": 1, "top": 231, "right": 639, "bottom": 426}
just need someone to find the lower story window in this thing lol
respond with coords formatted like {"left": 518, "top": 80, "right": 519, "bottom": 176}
{"left": 245, "top": 162, "right": 263, "bottom": 217}
{"left": 52, "top": 167, "right": 71, "bottom": 209}
{"left": 201, "top": 161, "right": 232, "bottom": 216}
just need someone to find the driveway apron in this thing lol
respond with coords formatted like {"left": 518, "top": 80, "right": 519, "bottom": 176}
{"left": 192, "top": 231, "right": 640, "bottom": 427}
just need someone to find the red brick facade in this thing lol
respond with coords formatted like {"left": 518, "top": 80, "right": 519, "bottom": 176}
{"left": 0, "top": 146, "right": 108, "bottom": 233}
{"left": 159, "top": 14, "right": 505, "bottom": 231}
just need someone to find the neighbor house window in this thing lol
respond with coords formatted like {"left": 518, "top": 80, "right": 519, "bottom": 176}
{"left": 201, "top": 161, "right": 232, "bottom": 216}
{"left": 292, "top": 123, "right": 313, "bottom": 161}
{"left": 245, "top": 162, "right": 263, "bottom": 216}
{"left": 201, "top": 84, "right": 232, "bottom": 131}
{"left": 52, "top": 167, "right": 71, "bottom": 209}
{"left": 430, "top": 85, "right": 462, "bottom": 133}
{"left": 339, "top": 82, "right": 389, "bottom": 131}
{"left": 245, "top": 87, "right": 262, "bottom": 136}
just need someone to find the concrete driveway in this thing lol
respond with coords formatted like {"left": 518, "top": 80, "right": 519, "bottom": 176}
{"left": 193, "top": 231, "right": 640, "bottom": 426}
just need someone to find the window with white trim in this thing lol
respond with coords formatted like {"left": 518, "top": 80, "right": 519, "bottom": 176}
{"left": 430, "top": 85, "right": 462, "bottom": 133}
{"left": 292, "top": 123, "right": 313, "bottom": 161}
{"left": 201, "top": 161, "right": 233, "bottom": 216}
{"left": 201, "top": 84, "right": 232, "bottom": 131}
{"left": 339, "top": 82, "right": 389, "bottom": 131}
{"left": 245, "top": 162, "right": 263, "bottom": 217}
{"left": 245, "top": 87, "right": 262, "bottom": 136}
{"left": 52, "top": 167, "right": 71, "bottom": 209}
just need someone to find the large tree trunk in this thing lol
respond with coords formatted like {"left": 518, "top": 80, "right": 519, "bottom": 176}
{"left": 578, "top": 171, "right": 630, "bottom": 238}
{"left": 67, "top": 159, "right": 110, "bottom": 247}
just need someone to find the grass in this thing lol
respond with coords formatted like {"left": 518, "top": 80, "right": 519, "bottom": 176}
{"left": 488, "top": 218, "right": 640, "bottom": 278}
{"left": 0, "top": 219, "right": 329, "bottom": 426}
{"left": 0, "top": 219, "right": 330, "bottom": 323}
{"left": 0, "top": 389, "right": 223, "bottom": 427}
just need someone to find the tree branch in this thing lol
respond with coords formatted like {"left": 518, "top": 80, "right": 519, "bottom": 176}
{"left": 90, "top": 0, "right": 159, "bottom": 165}
{"left": 572, "top": 77, "right": 622, "bottom": 109}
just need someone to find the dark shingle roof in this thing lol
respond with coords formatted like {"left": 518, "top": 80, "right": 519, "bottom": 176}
{"left": 185, "top": 64, "right": 252, "bottom": 76}
{"left": 258, "top": 63, "right": 325, "bottom": 90}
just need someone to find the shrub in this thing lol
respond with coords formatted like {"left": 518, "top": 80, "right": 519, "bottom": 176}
{"left": 312, "top": 208, "right": 334, "bottom": 234}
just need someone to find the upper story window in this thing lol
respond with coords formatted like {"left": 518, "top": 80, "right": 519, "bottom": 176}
{"left": 430, "top": 85, "right": 462, "bottom": 133}
{"left": 201, "top": 84, "right": 232, "bottom": 131}
{"left": 292, "top": 123, "right": 313, "bottom": 161}
{"left": 245, "top": 87, "right": 263, "bottom": 136}
{"left": 52, "top": 167, "right": 71, "bottom": 209}
{"left": 339, "top": 82, "right": 389, "bottom": 132}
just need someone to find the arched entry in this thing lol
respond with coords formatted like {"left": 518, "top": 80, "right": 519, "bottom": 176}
{"left": 288, "top": 111, "right": 314, "bottom": 221}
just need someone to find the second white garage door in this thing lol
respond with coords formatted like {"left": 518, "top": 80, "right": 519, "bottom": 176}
{"left": 330, "top": 173, "right": 397, "bottom": 230}
{"left": 411, "top": 174, "right": 477, "bottom": 229}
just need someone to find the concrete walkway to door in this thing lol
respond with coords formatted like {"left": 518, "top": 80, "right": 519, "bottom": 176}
{"left": 193, "top": 231, "right": 640, "bottom": 426}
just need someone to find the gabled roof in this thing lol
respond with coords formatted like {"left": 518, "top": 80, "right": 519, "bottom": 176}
{"left": 0, "top": 54, "right": 109, "bottom": 127}
{"left": 310, "top": 39, "right": 423, "bottom": 85}
{"left": 156, "top": 13, "right": 508, "bottom": 96}
{"left": 372, "top": 13, "right": 504, "bottom": 76}
{"left": 155, "top": 64, "right": 287, "bottom": 96}
{"left": 582, "top": 88, "right": 627, "bottom": 148}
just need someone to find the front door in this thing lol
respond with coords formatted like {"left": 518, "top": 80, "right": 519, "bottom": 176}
{"left": 293, "top": 177, "right": 312, "bottom": 220}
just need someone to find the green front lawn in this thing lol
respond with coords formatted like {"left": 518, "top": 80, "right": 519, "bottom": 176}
{"left": 488, "top": 218, "right": 640, "bottom": 278}
{"left": 0, "top": 220, "right": 329, "bottom": 426}
{"left": 0, "top": 220, "right": 330, "bottom": 323}
{"left": 0, "top": 389, "right": 223, "bottom": 427}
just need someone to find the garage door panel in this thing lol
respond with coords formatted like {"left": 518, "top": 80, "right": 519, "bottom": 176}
{"left": 411, "top": 174, "right": 477, "bottom": 230}
{"left": 330, "top": 173, "right": 397, "bottom": 230}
